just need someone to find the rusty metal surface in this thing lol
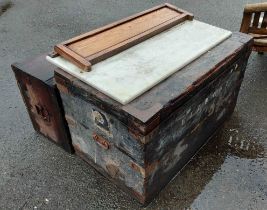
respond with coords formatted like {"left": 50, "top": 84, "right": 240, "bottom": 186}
{"left": 92, "top": 133, "right": 110, "bottom": 150}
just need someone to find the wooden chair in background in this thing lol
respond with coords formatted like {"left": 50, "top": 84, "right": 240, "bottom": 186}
{"left": 240, "top": 2, "right": 267, "bottom": 53}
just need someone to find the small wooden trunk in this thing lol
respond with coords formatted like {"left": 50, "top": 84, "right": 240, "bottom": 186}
{"left": 11, "top": 55, "right": 73, "bottom": 153}
{"left": 54, "top": 32, "right": 252, "bottom": 204}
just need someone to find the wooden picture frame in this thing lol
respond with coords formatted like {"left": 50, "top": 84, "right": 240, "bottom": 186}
{"left": 51, "top": 3, "right": 193, "bottom": 71}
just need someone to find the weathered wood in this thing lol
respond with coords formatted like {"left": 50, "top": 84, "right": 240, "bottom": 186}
{"left": 240, "top": 3, "right": 267, "bottom": 52}
{"left": 11, "top": 55, "right": 73, "bottom": 153}
{"left": 244, "top": 2, "right": 267, "bottom": 13}
{"left": 240, "top": 13, "right": 252, "bottom": 33}
{"left": 55, "top": 32, "right": 252, "bottom": 136}
{"left": 252, "top": 12, "right": 261, "bottom": 27}
{"left": 55, "top": 32, "right": 252, "bottom": 204}
{"left": 248, "top": 27, "right": 267, "bottom": 34}
{"left": 69, "top": 8, "right": 180, "bottom": 54}
{"left": 253, "top": 44, "right": 267, "bottom": 52}
{"left": 261, "top": 11, "right": 267, "bottom": 28}
{"left": 53, "top": 3, "right": 193, "bottom": 71}
{"left": 54, "top": 44, "right": 91, "bottom": 71}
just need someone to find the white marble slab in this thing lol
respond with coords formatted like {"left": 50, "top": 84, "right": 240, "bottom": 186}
{"left": 47, "top": 20, "right": 232, "bottom": 105}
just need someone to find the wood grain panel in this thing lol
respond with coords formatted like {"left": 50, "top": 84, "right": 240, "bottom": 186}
{"left": 52, "top": 4, "right": 193, "bottom": 71}
{"left": 69, "top": 8, "right": 180, "bottom": 57}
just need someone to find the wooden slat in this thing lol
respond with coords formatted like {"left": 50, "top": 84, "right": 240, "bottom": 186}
{"left": 254, "top": 38, "right": 267, "bottom": 46}
{"left": 249, "top": 33, "right": 267, "bottom": 39}
{"left": 53, "top": 4, "right": 193, "bottom": 71}
{"left": 244, "top": 2, "right": 267, "bottom": 13}
{"left": 55, "top": 45, "right": 91, "bottom": 71}
{"left": 61, "top": 4, "right": 171, "bottom": 45}
{"left": 69, "top": 8, "right": 180, "bottom": 57}
{"left": 253, "top": 12, "right": 261, "bottom": 27}
{"left": 261, "top": 12, "right": 267, "bottom": 28}
{"left": 87, "top": 14, "right": 189, "bottom": 64}
{"left": 240, "top": 13, "right": 252, "bottom": 33}
{"left": 249, "top": 27, "right": 267, "bottom": 35}
{"left": 253, "top": 45, "right": 267, "bottom": 52}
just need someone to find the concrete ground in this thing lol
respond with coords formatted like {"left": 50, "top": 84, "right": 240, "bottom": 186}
{"left": 0, "top": 0, "right": 266, "bottom": 209}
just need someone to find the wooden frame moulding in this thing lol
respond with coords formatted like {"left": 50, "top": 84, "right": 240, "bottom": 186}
{"left": 50, "top": 3, "right": 194, "bottom": 71}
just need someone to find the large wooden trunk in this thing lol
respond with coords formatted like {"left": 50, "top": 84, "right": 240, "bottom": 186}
{"left": 54, "top": 32, "right": 252, "bottom": 204}
{"left": 11, "top": 55, "right": 73, "bottom": 153}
